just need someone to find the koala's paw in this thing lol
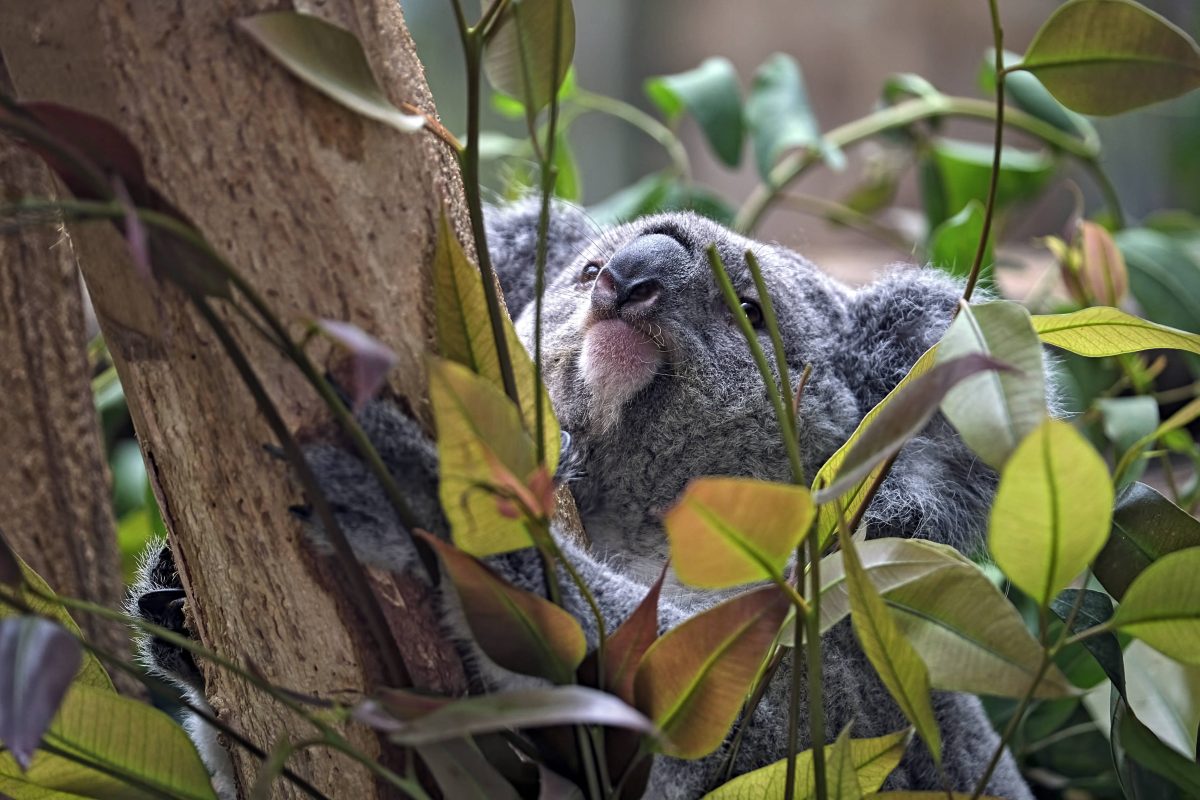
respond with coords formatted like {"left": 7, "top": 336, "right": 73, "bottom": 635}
{"left": 293, "top": 399, "right": 447, "bottom": 575}
{"left": 127, "top": 540, "right": 202, "bottom": 692}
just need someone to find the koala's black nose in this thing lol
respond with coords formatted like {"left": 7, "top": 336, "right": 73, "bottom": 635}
{"left": 591, "top": 233, "right": 685, "bottom": 317}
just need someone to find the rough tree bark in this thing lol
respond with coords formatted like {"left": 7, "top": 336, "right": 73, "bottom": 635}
{"left": 0, "top": 127, "right": 137, "bottom": 696}
{"left": 1, "top": 2, "right": 472, "bottom": 797}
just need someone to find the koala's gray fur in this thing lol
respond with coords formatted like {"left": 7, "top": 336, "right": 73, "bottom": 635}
{"left": 130, "top": 199, "right": 1033, "bottom": 799}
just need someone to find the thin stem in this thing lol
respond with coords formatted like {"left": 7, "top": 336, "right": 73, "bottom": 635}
{"left": 962, "top": 0, "right": 1005, "bottom": 304}
{"left": 572, "top": 90, "right": 692, "bottom": 181}
{"left": 745, "top": 250, "right": 799, "bottom": 468}
{"left": 804, "top": 533, "right": 825, "bottom": 800}
{"left": 784, "top": 606, "right": 804, "bottom": 800}
{"left": 775, "top": 193, "right": 917, "bottom": 255}
{"left": 529, "top": 0, "right": 567, "bottom": 465}
{"left": 450, "top": 12, "right": 522, "bottom": 408}
{"left": 968, "top": 650, "right": 1052, "bottom": 800}
{"left": 734, "top": 95, "right": 1108, "bottom": 234}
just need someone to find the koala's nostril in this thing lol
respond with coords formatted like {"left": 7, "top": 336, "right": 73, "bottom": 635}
{"left": 625, "top": 279, "right": 661, "bottom": 306}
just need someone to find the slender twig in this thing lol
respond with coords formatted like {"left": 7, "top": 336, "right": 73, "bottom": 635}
{"left": 962, "top": 0, "right": 1005, "bottom": 304}
{"left": 572, "top": 90, "right": 692, "bottom": 182}
{"left": 775, "top": 193, "right": 917, "bottom": 255}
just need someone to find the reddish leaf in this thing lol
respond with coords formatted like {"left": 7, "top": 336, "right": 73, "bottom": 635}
{"left": 633, "top": 585, "right": 789, "bottom": 758}
{"left": 0, "top": 617, "right": 82, "bottom": 769}
{"left": 315, "top": 319, "right": 398, "bottom": 412}
{"left": 1079, "top": 221, "right": 1128, "bottom": 306}
{"left": 112, "top": 176, "right": 153, "bottom": 284}
{"left": 417, "top": 531, "right": 586, "bottom": 683}
{"left": 581, "top": 567, "right": 666, "bottom": 704}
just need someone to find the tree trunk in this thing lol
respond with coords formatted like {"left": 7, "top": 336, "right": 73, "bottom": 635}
{"left": 0, "top": 129, "right": 139, "bottom": 696}
{"left": 0, "top": 2, "right": 471, "bottom": 797}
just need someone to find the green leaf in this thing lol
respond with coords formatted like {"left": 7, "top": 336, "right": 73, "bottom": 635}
{"left": 980, "top": 49, "right": 1097, "bottom": 141}
{"left": 0, "top": 557, "right": 113, "bottom": 693}
{"left": 1017, "top": 0, "right": 1200, "bottom": 116}
{"left": 1113, "top": 548, "right": 1200, "bottom": 666}
{"left": 428, "top": 358, "right": 539, "bottom": 556}
{"left": 928, "top": 201, "right": 992, "bottom": 284}
{"left": 0, "top": 683, "right": 216, "bottom": 800}
{"left": 1096, "top": 396, "right": 1158, "bottom": 487}
{"left": 416, "top": 531, "right": 586, "bottom": 683}
{"left": 365, "top": 686, "right": 654, "bottom": 745}
{"left": 989, "top": 419, "right": 1112, "bottom": 606}
{"left": 1113, "top": 689, "right": 1200, "bottom": 797}
{"left": 744, "top": 53, "right": 842, "bottom": 181}
{"left": 1114, "top": 397, "right": 1200, "bottom": 485}
{"left": 1031, "top": 306, "right": 1200, "bottom": 357}
{"left": 1051, "top": 589, "right": 1125, "bottom": 694}
{"left": 238, "top": 12, "right": 425, "bottom": 133}
{"left": 700, "top": 728, "right": 910, "bottom": 799}
{"left": 1117, "top": 229, "right": 1200, "bottom": 337}
{"left": 811, "top": 347, "right": 936, "bottom": 549}
{"left": 936, "top": 301, "right": 1047, "bottom": 470}
{"left": 839, "top": 525, "right": 941, "bottom": 763}
{"left": 1123, "top": 641, "right": 1200, "bottom": 761}
{"left": 664, "top": 477, "right": 813, "bottom": 589}
{"left": 432, "top": 212, "right": 560, "bottom": 474}
{"left": 645, "top": 58, "right": 744, "bottom": 167}
{"left": 587, "top": 173, "right": 673, "bottom": 226}
{"left": 552, "top": 133, "right": 581, "bottom": 202}
{"left": 1095, "top": 482, "right": 1200, "bottom": 601}
{"left": 634, "top": 585, "right": 788, "bottom": 759}
{"left": 822, "top": 539, "right": 1074, "bottom": 699}
{"left": 815, "top": 353, "right": 1014, "bottom": 504}
{"left": 483, "top": 0, "right": 575, "bottom": 114}
{"left": 920, "top": 138, "right": 1055, "bottom": 229}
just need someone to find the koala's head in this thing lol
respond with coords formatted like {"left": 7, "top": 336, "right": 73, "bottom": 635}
{"left": 514, "top": 211, "right": 862, "bottom": 571}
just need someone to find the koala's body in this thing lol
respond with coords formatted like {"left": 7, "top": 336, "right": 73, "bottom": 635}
{"left": 132, "top": 201, "right": 1033, "bottom": 799}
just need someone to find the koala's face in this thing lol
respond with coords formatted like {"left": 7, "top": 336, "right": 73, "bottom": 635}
{"left": 516, "top": 213, "right": 858, "bottom": 573}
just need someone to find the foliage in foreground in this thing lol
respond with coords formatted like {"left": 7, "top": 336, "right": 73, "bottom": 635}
{"left": 2, "top": 0, "right": 1200, "bottom": 799}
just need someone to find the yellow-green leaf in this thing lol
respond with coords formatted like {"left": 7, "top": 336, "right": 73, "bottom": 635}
{"left": 812, "top": 347, "right": 937, "bottom": 549}
{"left": 0, "top": 683, "right": 216, "bottom": 800}
{"left": 840, "top": 522, "right": 941, "bottom": 763}
{"left": 989, "top": 419, "right": 1113, "bottom": 606}
{"left": 936, "top": 301, "right": 1046, "bottom": 470}
{"left": 238, "top": 12, "right": 425, "bottom": 133}
{"left": 827, "top": 725, "right": 864, "bottom": 800}
{"left": 1112, "top": 548, "right": 1200, "bottom": 666}
{"left": 0, "top": 557, "right": 113, "bottom": 693}
{"left": 1032, "top": 306, "right": 1200, "bottom": 357}
{"left": 700, "top": 728, "right": 911, "bottom": 799}
{"left": 429, "top": 357, "right": 538, "bottom": 556}
{"left": 432, "top": 212, "right": 560, "bottom": 473}
{"left": 664, "top": 477, "right": 813, "bottom": 589}
{"left": 634, "top": 586, "right": 788, "bottom": 759}
{"left": 417, "top": 532, "right": 586, "bottom": 684}
{"left": 1018, "top": 0, "right": 1200, "bottom": 116}
{"left": 821, "top": 539, "right": 1073, "bottom": 699}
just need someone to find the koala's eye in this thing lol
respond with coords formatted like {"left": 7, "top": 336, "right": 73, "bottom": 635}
{"left": 578, "top": 260, "right": 602, "bottom": 284}
{"left": 739, "top": 299, "right": 764, "bottom": 328}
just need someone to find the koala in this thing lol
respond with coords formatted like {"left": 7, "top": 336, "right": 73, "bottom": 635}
{"left": 131, "top": 200, "right": 1033, "bottom": 800}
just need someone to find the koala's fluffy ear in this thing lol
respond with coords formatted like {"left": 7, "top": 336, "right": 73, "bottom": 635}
{"left": 484, "top": 198, "right": 604, "bottom": 316}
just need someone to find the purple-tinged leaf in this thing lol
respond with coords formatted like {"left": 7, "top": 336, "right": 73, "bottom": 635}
{"left": 0, "top": 617, "right": 82, "bottom": 769}
{"left": 580, "top": 566, "right": 665, "bottom": 704}
{"left": 814, "top": 353, "right": 1015, "bottom": 504}
{"left": 359, "top": 686, "right": 655, "bottom": 746}
{"left": 315, "top": 319, "right": 398, "bottom": 412}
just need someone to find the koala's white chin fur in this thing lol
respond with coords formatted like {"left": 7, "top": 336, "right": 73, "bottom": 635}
{"left": 579, "top": 319, "right": 661, "bottom": 432}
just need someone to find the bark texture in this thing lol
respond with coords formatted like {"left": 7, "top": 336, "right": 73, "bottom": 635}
{"left": 1, "top": 2, "right": 471, "bottom": 796}
{"left": 0, "top": 135, "right": 137, "bottom": 693}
